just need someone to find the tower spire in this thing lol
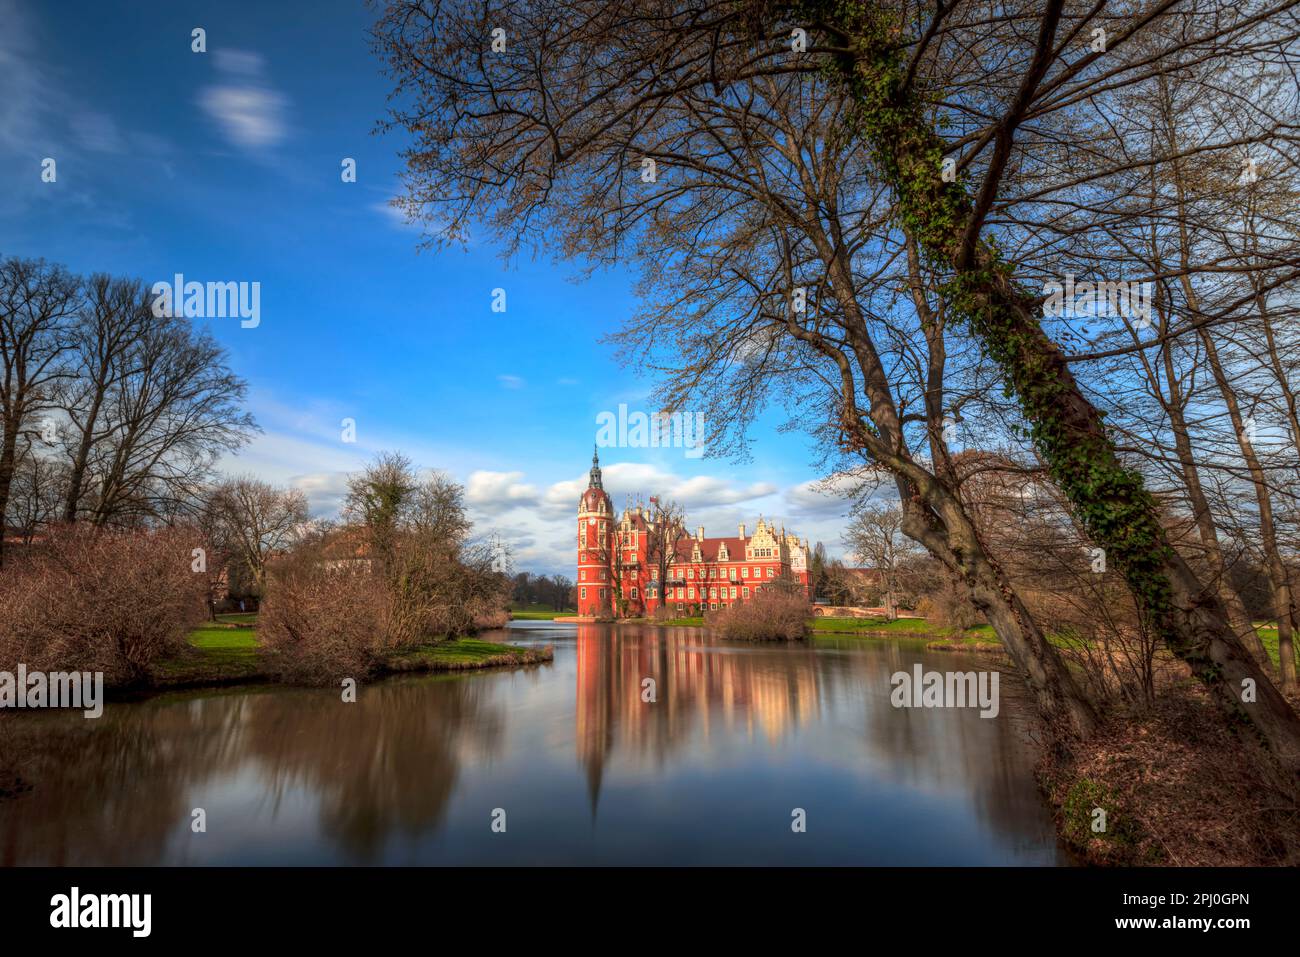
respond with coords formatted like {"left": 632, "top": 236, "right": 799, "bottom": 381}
{"left": 589, "top": 445, "right": 603, "bottom": 490}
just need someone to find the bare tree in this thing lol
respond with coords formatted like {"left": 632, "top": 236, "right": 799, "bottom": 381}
{"left": 84, "top": 313, "right": 255, "bottom": 526}
{"left": 373, "top": 0, "right": 1101, "bottom": 741}
{"left": 372, "top": 0, "right": 1300, "bottom": 771}
{"left": 0, "top": 257, "right": 78, "bottom": 566}
{"left": 3, "top": 438, "right": 64, "bottom": 545}
{"left": 844, "top": 504, "right": 917, "bottom": 619}
{"left": 206, "top": 477, "right": 310, "bottom": 594}
{"left": 58, "top": 274, "right": 151, "bottom": 523}
{"left": 644, "top": 497, "right": 690, "bottom": 615}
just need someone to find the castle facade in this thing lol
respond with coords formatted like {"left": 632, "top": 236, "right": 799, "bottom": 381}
{"left": 576, "top": 450, "right": 811, "bottom": 618}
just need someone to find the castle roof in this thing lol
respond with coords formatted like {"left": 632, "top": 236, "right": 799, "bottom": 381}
{"left": 580, "top": 485, "right": 610, "bottom": 511}
{"left": 671, "top": 537, "right": 749, "bottom": 563}
{"left": 580, "top": 446, "right": 612, "bottom": 511}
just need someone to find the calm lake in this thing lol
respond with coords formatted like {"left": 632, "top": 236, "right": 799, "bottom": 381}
{"left": 1, "top": 621, "right": 1067, "bottom": 865}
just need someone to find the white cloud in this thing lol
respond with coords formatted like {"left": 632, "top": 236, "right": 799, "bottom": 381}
{"left": 497, "top": 374, "right": 525, "bottom": 389}
{"left": 465, "top": 470, "right": 539, "bottom": 514}
{"left": 199, "top": 50, "right": 288, "bottom": 150}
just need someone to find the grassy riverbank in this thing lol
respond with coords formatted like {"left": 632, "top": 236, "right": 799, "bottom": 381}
{"left": 150, "top": 615, "right": 551, "bottom": 689}
{"left": 509, "top": 608, "right": 575, "bottom": 620}
{"left": 386, "top": 638, "right": 552, "bottom": 671}
{"left": 634, "top": 614, "right": 993, "bottom": 639}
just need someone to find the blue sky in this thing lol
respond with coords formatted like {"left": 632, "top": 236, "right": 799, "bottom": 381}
{"left": 0, "top": 0, "right": 858, "bottom": 575}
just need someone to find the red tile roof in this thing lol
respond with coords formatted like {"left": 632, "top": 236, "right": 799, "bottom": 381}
{"left": 671, "top": 537, "right": 753, "bottom": 563}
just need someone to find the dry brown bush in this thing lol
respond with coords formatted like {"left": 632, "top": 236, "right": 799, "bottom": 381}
{"left": 257, "top": 547, "right": 391, "bottom": 685}
{"left": 913, "top": 582, "right": 983, "bottom": 631}
{"left": 0, "top": 524, "right": 208, "bottom": 684}
{"left": 258, "top": 533, "right": 512, "bottom": 684}
{"left": 710, "top": 589, "right": 811, "bottom": 641}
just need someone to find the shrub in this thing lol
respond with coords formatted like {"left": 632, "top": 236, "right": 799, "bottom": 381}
{"left": 710, "top": 589, "right": 811, "bottom": 641}
{"left": 914, "top": 581, "right": 983, "bottom": 631}
{"left": 0, "top": 524, "right": 208, "bottom": 684}
{"left": 257, "top": 546, "right": 392, "bottom": 685}
{"left": 258, "top": 532, "right": 512, "bottom": 684}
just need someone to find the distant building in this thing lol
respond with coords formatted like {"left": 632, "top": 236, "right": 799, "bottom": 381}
{"left": 575, "top": 449, "right": 811, "bottom": 618}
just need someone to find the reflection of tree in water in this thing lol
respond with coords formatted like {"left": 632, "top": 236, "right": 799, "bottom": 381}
{"left": 0, "top": 695, "right": 233, "bottom": 865}
{"left": 827, "top": 640, "right": 1059, "bottom": 849}
{"left": 241, "top": 676, "right": 504, "bottom": 860}
{"left": 2, "top": 676, "right": 506, "bottom": 864}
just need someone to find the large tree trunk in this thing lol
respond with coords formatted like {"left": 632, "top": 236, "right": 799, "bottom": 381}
{"left": 802, "top": 1, "right": 1300, "bottom": 779}
{"left": 1167, "top": 155, "right": 1297, "bottom": 689}
{"left": 62, "top": 389, "right": 105, "bottom": 523}
{"left": 1159, "top": 342, "right": 1269, "bottom": 667}
{"left": 892, "top": 464, "right": 1100, "bottom": 743}
{"left": 1192, "top": 319, "right": 1297, "bottom": 689}
{"left": 807, "top": 210, "right": 1099, "bottom": 741}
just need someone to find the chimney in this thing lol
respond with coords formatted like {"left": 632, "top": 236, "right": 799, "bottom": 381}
{"left": 738, "top": 523, "right": 746, "bottom": 539}
{"left": 697, "top": 526, "right": 705, "bottom": 541}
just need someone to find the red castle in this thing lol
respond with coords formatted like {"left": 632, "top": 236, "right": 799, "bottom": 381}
{"left": 576, "top": 449, "right": 811, "bottom": 618}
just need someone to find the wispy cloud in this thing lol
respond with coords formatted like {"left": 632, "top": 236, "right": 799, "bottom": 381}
{"left": 70, "top": 111, "right": 125, "bottom": 153}
{"left": 497, "top": 374, "right": 526, "bottom": 389}
{"left": 199, "top": 50, "right": 288, "bottom": 151}
{"left": 370, "top": 199, "right": 420, "bottom": 231}
{"left": 0, "top": 0, "right": 47, "bottom": 153}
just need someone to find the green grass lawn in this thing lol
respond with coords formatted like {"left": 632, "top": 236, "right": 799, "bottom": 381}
{"left": 215, "top": 612, "right": 259, "bottom": 625}
{"left": 152, "top": 620, "right": 265, "bottom": 685}
{"left": 158, "top": 618, "right": 551, "bottom": 685}
{"left": 815, "top": 618, "right": 1291, "bottom": 659}
{"left": 386, "top": 638, "right": 552, "bottom": 670}
{"left": 811, "top": 616, "right": 936, "bottom": 635}
{"left": 509, "top": 609, "right": 574, "bottom": 620}
{"left": 812, "top": 617, "right": 1003, "bottom": 646}
{"left": 1254, "top": 624, "right": 1300, "bottom": 671}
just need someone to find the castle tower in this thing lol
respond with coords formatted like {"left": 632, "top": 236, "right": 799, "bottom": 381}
{"left": 577, "top": 447, "right": 613, "bottom": 617}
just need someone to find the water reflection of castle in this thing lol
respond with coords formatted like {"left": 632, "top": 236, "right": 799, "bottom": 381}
{"left": 574, "top": 625, "right": 821, "bottom": 811}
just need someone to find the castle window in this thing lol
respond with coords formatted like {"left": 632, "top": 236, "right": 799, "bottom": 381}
{"left": 688, "top": 587, "right": 695, "bottom": 599}
{"left": 742, "top": 567, "right": 749, "bottom": 578}
{"left": 631, "top": 586, "right": 638, "bottom": 599}
{"left": 580, "top": 587, "right": 587, "bottom": 599}
{"left": 730, "top": 587, "right": 737, "bottom": 598}
{"left": 743, "top": 587, "right": 750, "bottom": 598}
{"left": 767, "top": 568, "right": 774, "bottom": 578}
